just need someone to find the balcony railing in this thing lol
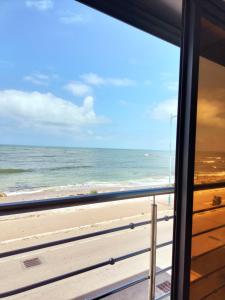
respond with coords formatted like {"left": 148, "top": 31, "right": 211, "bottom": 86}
{"left": 0, "top": 186, "right": 174, "bottom": 299}
{"left": 1, "top": 182, "right": 225, "bottom": 299}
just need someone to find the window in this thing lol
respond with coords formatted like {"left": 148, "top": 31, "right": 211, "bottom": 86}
{"left": 191, "top": 17, "right": 225, "bottom": 299}
{"left": 0, "top": 1, "right": 179, "bottom": 299}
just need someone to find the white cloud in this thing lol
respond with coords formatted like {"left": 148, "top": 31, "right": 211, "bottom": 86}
{"left": 108, "top": 78, "right": 135, "bottom": 86}
{"left": 151, "top": 98, "right": 177, "bottom": 120}
{"left": 59, "top": 12, "right": 86, "bottom": 24}
{"left": 0, "top": 90, "right": 107, "bottom": 134}
{"left": 166, "top": 81, "right": 178, "bottom": 91}
{"left": 197, "top": 98, "right": 225, "bottom": 129}
{"left": 81, "top": 73, "right": 135, "bottom": 87}
{"left": 25, "top": 0, "right": 54, "bottom": 11}
{"left": 23, "top": 72, "right": 53, "bottom": 86}
{"left": 64, "top": 81, "right": 92, "bottom": 97}
{"left": 81, "top": 73, "right": 105, "bottom": 86}
{"left": 160, "top": 73, "right": 178, "bottom": 92}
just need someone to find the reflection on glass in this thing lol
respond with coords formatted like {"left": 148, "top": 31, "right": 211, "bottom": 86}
{"left": 191, "top": 17, "right": 225, "bottom": 300}
{"left": 194, "top": 57, "right": 225, "bottom": 184}
{"left": 193, "top": 188, "right": 225, "bottom": 212}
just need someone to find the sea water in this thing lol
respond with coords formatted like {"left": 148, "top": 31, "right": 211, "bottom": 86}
{"left": 1, "top": 145, "right": 224, "bottom": 195}
{"left": 0, "top": 145, "right": 175, "bottom": 194}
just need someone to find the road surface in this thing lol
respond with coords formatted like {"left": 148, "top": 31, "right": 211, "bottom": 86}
{"left": 0, "top": 198, "right": 173, "bottom": 299}
{"left": 1, "top": 188, "right": 225, "bottom": 299}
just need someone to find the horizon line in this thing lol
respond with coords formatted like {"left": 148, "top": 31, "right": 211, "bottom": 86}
{"left": 0, "top": 143, "right": 175, "bottom": 152}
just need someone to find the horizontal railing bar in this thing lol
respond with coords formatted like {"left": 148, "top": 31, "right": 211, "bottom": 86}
{"left": 191, "top": 263, "right": 225, "bottom": 285}
{"left": 157, "top": 240, "right": 173, "bottom": 249}
{"left": 156, "top": 291, "right": 171, "bottom": 300}
{"left": 194, "top": 181, "right": 225, "bottom": 191}
{"left": 69, "top": 266, "right": 172, "bottom": 300}
{"left": 193, "top": 204, "right": 225, "bottom": 215}
{"left": 1, "top": 182, "right": 224, "bottom": 215}
{"left": 90, "top": 276, "right": 150, "bottom": 300}
{"left": 90, "top": 266, "right": 172, "bottom": 300}
{"left": 0, "top": 221, "right": 149, "bottom": 259}
{"left": 0, "top": 247, "right": 150, "bottom": 298}
{"left": 0, "top": 240, "right": 172, "bottom": 298}
{"left": 192, "top": 243, "right": 225, "bottom": 261}
{"left": 156, "top": 266, "right": 172, "bottom": 275}
{"left": 115, "top": 248, "right": 150, "bottom": 263}
{"left": 0, "top": 260, "right": 109, "bottom": 298}
{"left": 0, "top": 186, "right": 174, "bottom": 215}
{"left": 192, "top": 222, "right": 225, "bottom": 238}
{"left": 199, "top": 281, "right": 225, "bottom": 300}
{"left": 158, "top": 215, "right": 174, "bottom": 222}
{"left": 0, "top": 216, "right": 174, "bottom": 259}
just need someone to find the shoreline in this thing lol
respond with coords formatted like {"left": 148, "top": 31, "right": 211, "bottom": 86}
{"left": 1, "top": 182, "right": 174, "bottom": 203}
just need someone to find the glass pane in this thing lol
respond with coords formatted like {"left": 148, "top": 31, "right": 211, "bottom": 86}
{"left": 191, "top": 17, "right": 225, "bottom": 299}
{"left": 0, "top": 1, "right": 179, "bottom": 299}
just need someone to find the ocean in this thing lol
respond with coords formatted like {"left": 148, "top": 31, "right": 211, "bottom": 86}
{"left": 195, "top": 151, "right": 225, "bottom": 184}
{"left": 0, "top": 145, "right": 175, "bottom": 194}
{"left": 1, "top": 145, "right": 224, "bottom": 195}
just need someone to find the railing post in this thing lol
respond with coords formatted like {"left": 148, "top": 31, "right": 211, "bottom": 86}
{"left": 149, "top": 195, "right": 157, "bottom": 300}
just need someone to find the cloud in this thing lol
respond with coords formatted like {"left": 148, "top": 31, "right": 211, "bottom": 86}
{"left": 23, "top": 72, "right": 55, "bottom": 86}
{"left": 0, "top": 90, "right": 107, "bottom": 134}
{"left": 25, "top": 0, "right": 54, "bottom": 11}
{"left": 197, "top": 58, "right": 225, "bottom": 129}
{"left": 160, "top": 73, "right": 178, "bottom": 92}
{"left": 197, "top": 97, "right": 225, "bottom": 129}
{"left": 81, "top": 73, "right": 104, "bottom": 86}
{"left": 64, "top": 81, "right": 92, "bottom": 97}
{"left": 150, "top": 98, "right": 177, "bottom": 120}
{"left": 59, "top": 12, "right": 86, "bottom": 24}
{"left": 81, "top": 73, "right": 136, "bottom": 87}
{"left": 166, "top": 81, "right": 178, "bottom": 91}
{"left": 108, "top": 78, "right": 135, "bottom": 86}
{"left": 195, "top": 96, "right": 225, "bottom": 152}
{"left": 195, "top": 57, "right": 225, "bottom": 151}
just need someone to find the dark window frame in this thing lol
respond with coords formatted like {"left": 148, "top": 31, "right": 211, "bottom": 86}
{"left": 172, "top": 1, "right": 225, "bottom": 299}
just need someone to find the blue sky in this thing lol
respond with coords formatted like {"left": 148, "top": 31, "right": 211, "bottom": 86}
{"left": 0, "top": 0, "right": 180, "bottom": 150}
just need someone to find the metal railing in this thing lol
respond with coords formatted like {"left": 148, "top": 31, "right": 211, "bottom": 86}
{"left": 191, "top": 182, "right": 225, "bottom": 300}
{"left": 1, "top": 182, "right": 225, "bottom": 299}
{"left": 0, "top": 186, "right": 174, "bottom": 299}
{"left": 0, "top": 186, "right": 174, "bottom": 214}
{"left": 0, "top": 215, "right": 174, "bottom": 259}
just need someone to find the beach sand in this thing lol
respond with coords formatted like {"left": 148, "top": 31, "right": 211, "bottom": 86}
{"left": 1, "top": 183, "right": 174, "bottom": 204}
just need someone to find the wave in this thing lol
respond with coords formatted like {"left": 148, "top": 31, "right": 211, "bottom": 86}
{"left": 6, "top": 176, "right": 173, "bottom": 196}
{"left": 202, "top": 160, "right": 215, "bottom": 164}
{"left": 198, "top": 171, "right": 225, "bottom": 177}
{"left": 49, "top": 165, "right": 93, "bottom": 171}
{"left": 0, "top": 168, "right": 31, "bottom": 174}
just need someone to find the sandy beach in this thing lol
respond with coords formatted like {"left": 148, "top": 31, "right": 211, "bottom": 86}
{"left": 0, "top": 182, "right": 173, "bottom": 203}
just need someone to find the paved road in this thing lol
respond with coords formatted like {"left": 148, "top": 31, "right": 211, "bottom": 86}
{"left": 2, "top": 189, "right": 225, "bottom": 300}
{"left": 0, "top": 198, "right": 173, "bottom": 299}
{"left": 0, "top": 224, "right": 173, "bottom": 299}
{"left": 0, "top": 197, "right": 171, "bottom": 251}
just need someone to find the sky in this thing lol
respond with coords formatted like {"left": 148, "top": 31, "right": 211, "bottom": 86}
{"left": 0, "top": 0, "right": 180, "bottom": 150}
